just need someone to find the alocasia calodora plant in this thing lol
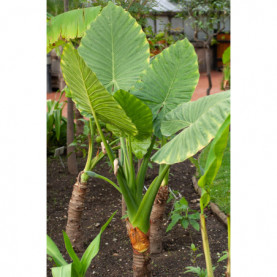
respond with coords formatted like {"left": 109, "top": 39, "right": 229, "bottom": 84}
{"left": 47, "top": 6, "right": 119, "bottom": 252}
{"left": 60, "top": 2, "right": 230, "bottom": 276}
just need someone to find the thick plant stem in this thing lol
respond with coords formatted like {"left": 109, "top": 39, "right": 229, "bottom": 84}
{"left": 126, "top": 221, "right": 152, "bottom": 277}
{"left": 66, "top": 124, "right": 94, "bottom": 252}
{"left": 225, "top": 216, "right": 231, "bottom": 277}
{"left": 133, "top": 250, "right": 152, "bottom": 277}
{"left": 200, "top": 214, "right": 214, "bottom": 277}
{"left": 66, "top": 171, "right": 87, "bottom": 252}
{"left": 149, "top": 185, "right": 169, "bottom": 254}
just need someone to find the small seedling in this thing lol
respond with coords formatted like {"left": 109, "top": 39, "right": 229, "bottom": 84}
{"left": 166, "top": 196, "right": 200, "bottom": 232}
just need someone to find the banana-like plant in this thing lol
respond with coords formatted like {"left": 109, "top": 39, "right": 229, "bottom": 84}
{"left": 60, "top": 2, "right": 230, "bottom": 276}
{"left": 47, "top": 6, "right": 101, "bottom": 53}
{"left": 47, "top": 6, "right": 109, "bottom": 251}
{"left": 197, "top": 115, "right": 230, "bottom": 277}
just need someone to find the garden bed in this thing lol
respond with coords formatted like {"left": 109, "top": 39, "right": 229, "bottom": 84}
{"left": 47, "top": 155, "right": 228, "bottom": 276}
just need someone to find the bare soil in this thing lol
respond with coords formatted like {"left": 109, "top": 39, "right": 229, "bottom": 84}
{"left": 47, "top": 155, "right": 228, "bottom": 277}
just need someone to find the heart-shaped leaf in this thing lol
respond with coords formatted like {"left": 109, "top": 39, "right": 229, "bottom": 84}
{"left": 152, "top": 91, "right": 230, "bottom": 164}
{"left": 78, "top": 2, "right": 150, "bottom": 93}
{"left": 131, "top": 38, "right": 199, "bottom": 136}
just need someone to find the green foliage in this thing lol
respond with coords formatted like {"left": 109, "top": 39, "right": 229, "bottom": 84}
{"left": 198, "top": 116, "right": 230, "bottom": 214}
{"left": 47, "top": 0, "right": 84, "bottom": 16}
{"left": 222, "top": 46, "right": 230, "bottom": 65}
{"left": 171, "top": 0, "right": 230, "bottom": 43}
{"left": 131, "top": 38, "right": 199, "bottom": 138}
{"left": 61, "top": 1, "right": 224, "bottom": 235}
{"left": 47, "top": 95, "right": 67, "bottom": 153}
{"left": 185, "top": 266, "right": 211, "bottom": 277}
{"left": 198, "top": 115, "right": 230, "bottom": 188}
{"left": 47, "top": 6, "right": 101, "bottom": 53}
{"left": 222, "top": 46, "right": 231, "bottom": 89}
{"left": 152, "top": 91, "right": 230, "bottom": 164}
{"left": 188, "top": 243, "right": 203, "bottom": 265}
{"left": 113, "top": 90, "right": 153, "bottom": 140}
{"left": 166, "top": 196, "right": 200, "bottom": 232}
{"left": 199, "top": 138, "right": 230, "bottom": 214}
{"left": 61, "top": 43, "right": 138, "bottom": 137}
{"left": 91, "top": 0, "right": 158, "bottom": 26}
{"left": 47, "top": 211, "right": 116, "bottom": 277}
{"left": 145, "top": 28, "right": 175, "bottom": 56}
{"left": 78, "top": 2, "right": 150, "bottom": 94}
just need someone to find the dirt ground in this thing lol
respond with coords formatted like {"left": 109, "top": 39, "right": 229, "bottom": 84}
{"left": 47, "top": 154, "right": 228, "bottom": 277}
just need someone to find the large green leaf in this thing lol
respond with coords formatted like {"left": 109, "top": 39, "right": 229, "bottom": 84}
{"left": 80, "top": 211, "right": 117, "bottom": 275}
{"left": 47, "top": 6, "right": 101, "bottom": 53}
{"left": 131, "top": 38, "right": 199, "bottom": 136}
{"left": 51, "top": 263, "right": 72, "bottom": 277}
{"left": 78, "top": 2, "right": 150, "bottom": 93}
{"left": 47, "top": 235, "right": 67, "bottom": 267}
{"left": 113, "top": 90, "right": 153, "bottom": 140}
{"left": 198, "top": 115, "right": 230, "bottom": 188}
{"left": 60, "top": 43, "right": 137, "bottom": 137}
{"left": 152, "top": 91, "right": 230, "bottom": 164}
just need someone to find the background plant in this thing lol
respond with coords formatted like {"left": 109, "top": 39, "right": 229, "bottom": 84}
{"left": 47, "top": 92, "right": 67, "bottom": 154}
{"left": 221, "top": 46, "right": 230, "bottom": 90}
{"left": 170, "top": 0, "right": 230, "bottom": 95}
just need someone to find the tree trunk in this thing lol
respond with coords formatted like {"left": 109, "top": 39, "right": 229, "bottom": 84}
{"left": 205, "top": 46, "right": 212, "bottom": 96}
{"left": 64, "top": 0, "right": 69, "bottom": 12}
{"left": 149, "top": 185, "right": 169, "bottom": 254}
{"left": 67, "top": 97, "right": 78, "bottom": 175}
{"left": 66, "top": 172, "right": 87, "bottom": 252}
{"left": 126, "top": 221, "right": 152, "bottom": 277}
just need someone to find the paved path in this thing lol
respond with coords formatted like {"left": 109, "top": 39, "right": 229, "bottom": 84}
{"left": 47, "top": 71, "right": 223, "bottom": 118}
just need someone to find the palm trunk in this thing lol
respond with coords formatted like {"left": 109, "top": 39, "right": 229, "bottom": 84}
{"left": 149, "top": 185, "right": 168, "bottom": 254}
{"left": 66, "top": 171, "right": 87, "bottom": 252}
{"left": 126, "top": 220, "right": 152, "bottom": 277}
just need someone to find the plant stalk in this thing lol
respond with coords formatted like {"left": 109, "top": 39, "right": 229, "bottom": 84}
{"left": 200, "top": 214, "right": 214, "bottom": 277}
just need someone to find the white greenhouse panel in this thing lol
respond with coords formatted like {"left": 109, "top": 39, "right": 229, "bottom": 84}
{"left": 156, "top": 16, "right": 169, "bottom": 32}
{"left": 171, "top": 17, "right": 184, "bottom": 33}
